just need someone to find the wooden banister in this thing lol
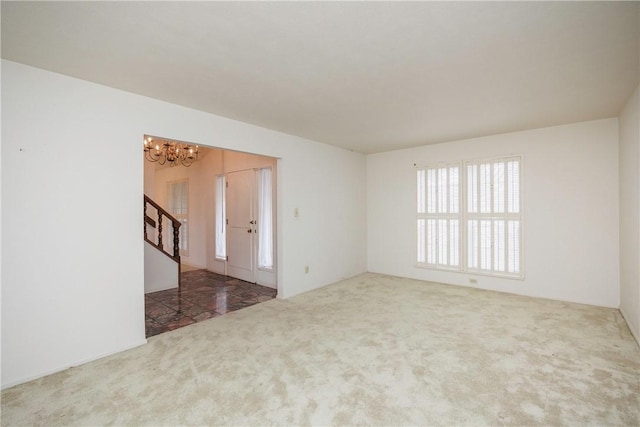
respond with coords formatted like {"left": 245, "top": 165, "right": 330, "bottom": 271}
{"left": 144, "top": 195, "right": 181, "bottom": 230}
{"left": 144, "top": 194, "right": 182, "bottom": 270}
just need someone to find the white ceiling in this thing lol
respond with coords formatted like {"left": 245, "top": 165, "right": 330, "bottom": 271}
{"left": 2, "top": 1, "right": 638, "bottom": 154}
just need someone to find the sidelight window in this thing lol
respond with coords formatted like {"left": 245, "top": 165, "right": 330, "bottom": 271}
{"left": 257, "top": 168, "right": 274, "bottom": 269}
{"left": 215, "top": 175, "right": 226, "bottom": 260}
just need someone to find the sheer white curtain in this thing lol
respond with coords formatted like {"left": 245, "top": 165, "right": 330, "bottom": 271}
{"left": 258, "top": 168, "right": 273, "bottom": 269}
{"left": 215, "top": 175, "right": 226, "bottom": 259}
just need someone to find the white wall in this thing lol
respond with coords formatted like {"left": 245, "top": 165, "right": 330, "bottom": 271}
{"left": 1, "top": 60, "right": 367, "bottom": 388}
{"left": 368, "top": 119, "right": 620, "bottom": 307}
{"left": 223, "top": 150, "right": 277, "bottom": 171}
{"left": 619, "top": 85, "right": 640, "bottom": 342}
{"left": 143, "top": 241, "right": 179, "bottom": 293}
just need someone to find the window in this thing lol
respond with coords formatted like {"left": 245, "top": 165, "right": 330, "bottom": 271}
{"left": 215, "top": 175, "right": 226, "bottom": 260}
{"left": 466, "top": 158, "right": 521, "bottom": 276}
{"left": 167, "top": 179, "right": 189, "bottom": 255}
{"left": 417, "top": 156, "right": 522, "bottom": 278}
{"left": 257, "top": 168, "right": 274, "bottom": 269}
{"left": 416, "top": 163, "right": 461, "bottom": 270}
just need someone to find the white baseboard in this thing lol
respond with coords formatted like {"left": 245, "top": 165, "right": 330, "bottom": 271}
{"left": 1, "top": 338, "right": 148, "bottom": 390}
{"left": 257, "top": 280, "right": 277, "bottom": 289}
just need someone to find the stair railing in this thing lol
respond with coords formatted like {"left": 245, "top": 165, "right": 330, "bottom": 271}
{"left": 144, "top": 195, "right": 182, "bottom": 285}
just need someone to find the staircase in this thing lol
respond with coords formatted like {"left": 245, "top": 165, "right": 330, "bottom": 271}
{"left": 144, "top": 195, "right": 182, "bottom": 287}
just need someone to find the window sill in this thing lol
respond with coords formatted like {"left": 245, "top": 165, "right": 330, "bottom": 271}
{"left": 415, "top": 263, "right": 524, "bottom": 281}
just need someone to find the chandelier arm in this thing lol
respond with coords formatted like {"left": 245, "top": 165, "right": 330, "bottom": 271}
{"left": 144, "top": 149, "right": 160, "bottom": 163}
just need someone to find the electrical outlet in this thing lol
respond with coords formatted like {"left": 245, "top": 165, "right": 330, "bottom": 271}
{"left": 469, "top": 278, "right": 478, "bottom": 284}
{"left": 304, "top": 265, "right": 309, "bottom": 274}
{"left": 294, "top": 208, "right": 299, "bottom": 219}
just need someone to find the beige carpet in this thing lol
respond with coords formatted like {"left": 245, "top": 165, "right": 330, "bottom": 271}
{"left": 2, "top": 273, "right": 639, "bottom": 426}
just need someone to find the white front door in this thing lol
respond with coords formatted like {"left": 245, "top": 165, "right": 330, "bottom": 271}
{"left": 226, "top": 169, "right": 256, "bottom": 283}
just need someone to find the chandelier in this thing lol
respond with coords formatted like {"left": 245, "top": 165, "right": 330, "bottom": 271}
{"left": 143, "top": 136, "right": 199, "bottom": 167}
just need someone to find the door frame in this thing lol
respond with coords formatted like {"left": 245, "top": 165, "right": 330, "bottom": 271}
{"left": 225, "top": 168, "right": 257, "bottom": 283}
{"left": 220, "top": 165, "right": 277, "bottom": 288}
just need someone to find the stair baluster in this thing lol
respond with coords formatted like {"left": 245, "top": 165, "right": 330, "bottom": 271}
{"left": 157, "top": 213, "right": 163, "bottom": 250}
{"left": 143, "top": 195, "right": 182, "bottom": 287}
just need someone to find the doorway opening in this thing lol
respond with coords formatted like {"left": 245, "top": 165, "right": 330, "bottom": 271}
{"left": 143, "top": 140, "right": 278, "bottom": 336}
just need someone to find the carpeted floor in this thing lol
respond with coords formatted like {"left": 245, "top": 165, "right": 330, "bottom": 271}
{"left": 2, "top": 273, "right": 639, "bottom": 426}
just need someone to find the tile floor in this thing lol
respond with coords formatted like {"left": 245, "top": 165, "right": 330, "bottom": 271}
{"left": 145, "top": 270, "right": 277, "bottom": 337}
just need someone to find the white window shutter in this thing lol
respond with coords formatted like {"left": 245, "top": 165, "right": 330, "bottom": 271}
{"left": 417, "top": 163, "right": 461, "bottom": 270}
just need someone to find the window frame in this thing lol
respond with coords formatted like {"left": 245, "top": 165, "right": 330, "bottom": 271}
{"left": 416, "top": 162, "right": 462, "bottom": 272}
{"left": 214, "top": 174, "right": 226, "bottom": 261}
{"left": 465, "top": 156, "right": 523, "bottom": 279}
{"left": 415, "top": 155, "right": 524, "bottom": 280}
